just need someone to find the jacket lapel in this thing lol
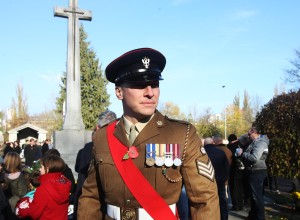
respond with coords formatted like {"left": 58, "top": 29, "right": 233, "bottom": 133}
{"left": 113, "top": 118, "right": 129, "bottom": 147}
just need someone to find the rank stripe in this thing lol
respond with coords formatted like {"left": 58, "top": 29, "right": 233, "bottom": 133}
{"left": 197, "top": 160, "right": 215, "bottom": 181}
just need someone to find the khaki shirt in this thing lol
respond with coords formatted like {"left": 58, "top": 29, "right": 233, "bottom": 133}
{"left": 78, "top": 111, "right": 220, "bottom": 219}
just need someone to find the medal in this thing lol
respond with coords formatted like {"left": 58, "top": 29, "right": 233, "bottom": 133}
{"left": 155, "top": 157, "right": 165, "bottom": 166}
{"left": 155, "top": 144, "right": 165, "bottom": 166}
{"left": 173, "top": 144, "right": 182, "bottom": 166}
{"left": 173, "top": 158, "right": 182, "bottom": 166}
{"left": 165, "top": 144, "right": 174, "bottom": 167}
{"left": 146, "top": 144, "right": 156, "bottom": 166}
{"left": 146, "top": 157, "right": 155, "bottom": 166}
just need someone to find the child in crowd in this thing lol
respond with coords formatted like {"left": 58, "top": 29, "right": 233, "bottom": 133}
{"left": 16, "top": 154, "right": 71, "bottom": 220}
{"left": 23, "top": 170, "right": 41, "bottom": 199}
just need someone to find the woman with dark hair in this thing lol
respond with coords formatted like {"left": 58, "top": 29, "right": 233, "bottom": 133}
{"left": 16, "top": 154, "right": 71, "bottom": 219}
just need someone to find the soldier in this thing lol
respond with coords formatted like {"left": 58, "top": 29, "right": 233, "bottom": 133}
{"left": 78, "top": 48, "right": 219, "bottom": 219}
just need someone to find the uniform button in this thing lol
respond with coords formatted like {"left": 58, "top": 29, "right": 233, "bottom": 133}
{"left": 99, "top": 158, "right": 103, "bottom": 163}
{"left": 126, "top": 199, "right": 130, "bottom": 204}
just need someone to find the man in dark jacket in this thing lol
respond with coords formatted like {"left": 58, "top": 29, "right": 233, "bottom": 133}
{"left": 204, "top": 137, "right": 230, "bottom": 220}
{"left": 24, "top": 139, "right": 40, "bottom": 167}
{"left": 236, "top": 127, "right": 269, "bottom": 220}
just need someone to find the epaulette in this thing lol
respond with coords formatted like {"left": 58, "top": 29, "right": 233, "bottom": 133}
{"left": 164, "top": 115, "right": 190, "bottom": 125}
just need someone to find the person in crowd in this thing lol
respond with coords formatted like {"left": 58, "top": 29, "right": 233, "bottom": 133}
{"left": 4, "top": 142, "right": 22, "bottom": 158}
{"left": 236, "top": 127, "right": 269, "bottom": 220}
{"left": 24, "top": 138, "right": 40, "bottom": 167}
{"left": 13, "top": 140, "right": 22, "bottom": 155}
{"left": 78, "top": 48, "right": 220, "bottom": 219}
{"left": 176, "top": 185, "right": 191, "bottom": 220}
{"left": 15, "top": 154, "right": 71, "bottom": 219}
{"left": 0, "top": 156, "right": 14, "bottom": 219}
{"left": 73, "top": 110, "right": 117, "bottom": 220}
{"left": 34, "top": 140, "right": 42, "bottom": 160}
{"left": 22, "top": 139, "right": 29, "bottom": 150}
{"left": 3, "top": 152, "right": 28, "bottom": 215}
{"left": 227, "top": 134, "right": 245, "bottom": 211}
{"left": 23, "top": 170, "right": 41, "bottom": 199}
{"left": 213, "top": 134, "right": 232, "bottom": 166}
{"left": 41, "top": 139, "right": 50, "bottom": 156}
{"left": 204, "top": 137, "right": 230, "bottom": 220}
{"left": 213, "top": 134, "right": 232, "bottom": 203}
{"left": 238, "top": 133, "right": 253, "bottom": 209}
{"left": 44, "top": 149, "right": 75, "bottom": 197}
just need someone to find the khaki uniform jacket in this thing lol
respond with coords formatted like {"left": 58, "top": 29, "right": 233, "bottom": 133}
{"left": 78, "top": 111, "right": 220, "bottom": 220}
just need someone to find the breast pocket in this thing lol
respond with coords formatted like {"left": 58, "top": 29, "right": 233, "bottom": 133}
{"left": 94, "top": 153, "right": 120, "bottom": 193}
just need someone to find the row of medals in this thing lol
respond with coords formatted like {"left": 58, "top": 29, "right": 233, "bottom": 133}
{"left": 145, "top": 144, "right": 182, "bottom": 167}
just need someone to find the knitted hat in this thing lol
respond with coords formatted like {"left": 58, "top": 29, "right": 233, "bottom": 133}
{"left": 228, "top": 134, "right": 237, "bottom": 142}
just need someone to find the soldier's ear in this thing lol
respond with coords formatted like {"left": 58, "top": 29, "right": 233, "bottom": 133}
{"left": 115, "top": 87, "right": 123, "bottom": 100}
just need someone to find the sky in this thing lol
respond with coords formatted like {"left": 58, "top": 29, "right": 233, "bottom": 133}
{"left": 1, "top": 0, "right": 299, "bottom": 118}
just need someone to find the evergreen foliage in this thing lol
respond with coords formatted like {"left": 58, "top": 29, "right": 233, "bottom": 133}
{"left": 254, "top": 90, "right": 300, "bottom": 178}
{"left": 56, "top": 25, "right": 110, "bottom": 130}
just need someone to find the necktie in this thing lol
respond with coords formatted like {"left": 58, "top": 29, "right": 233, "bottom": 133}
{"left": 129, "top": 125, "right": 137, "bottom": 145}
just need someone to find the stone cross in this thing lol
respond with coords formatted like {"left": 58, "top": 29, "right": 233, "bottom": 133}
{"left": 54, "top": 0, "right": 92, "bottom": 130}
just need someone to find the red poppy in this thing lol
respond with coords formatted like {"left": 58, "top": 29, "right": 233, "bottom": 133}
{"left": 128, "top": 146, "right": 139, "bottom": 159}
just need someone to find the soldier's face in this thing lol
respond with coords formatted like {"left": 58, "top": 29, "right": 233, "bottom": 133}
{"left": 116, "top": 81, "right": 160, "bottom": 122}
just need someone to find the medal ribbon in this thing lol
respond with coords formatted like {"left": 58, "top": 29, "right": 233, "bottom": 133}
{"left": 174, "top": 144, "right": 180, "bottom": 159}
{"left": 107, "top": 122, "right": 177, "bottom": 220}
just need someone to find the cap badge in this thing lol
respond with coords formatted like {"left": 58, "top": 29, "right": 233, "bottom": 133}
{"left": 142, "top": 57, "right": 150, "bottom": 69}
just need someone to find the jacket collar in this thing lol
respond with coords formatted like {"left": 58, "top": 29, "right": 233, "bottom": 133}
{"left": 113, "top": 110, "right": 166, "bottom": 147}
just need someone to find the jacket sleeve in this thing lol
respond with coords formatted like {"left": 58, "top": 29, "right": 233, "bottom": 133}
{"left": 77, "top": 158, "right": 104, "bottom": 219}
{"left": 242, "top": 140, "right": 267, "bottom": 163}
{"left": 16, "top": 187, "right": 47, "bottom": 219}
{"left": 17, "top": 174, "right": 28, "bottom": 197}
{"left": 181, "top": 125, "right": 220, "bottom": 220}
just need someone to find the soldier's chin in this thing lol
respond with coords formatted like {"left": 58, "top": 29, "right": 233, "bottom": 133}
{"left": 138, "top": 110, "right": 155, "bottom": 119}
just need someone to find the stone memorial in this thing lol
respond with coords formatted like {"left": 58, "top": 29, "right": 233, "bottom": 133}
{"left": 53, "top": 0, "right": 92, "bottom": 177}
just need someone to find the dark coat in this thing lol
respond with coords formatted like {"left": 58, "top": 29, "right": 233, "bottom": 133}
{"left": 24, "top": 145, "right": 40, "bottom": 167}
{"left": 204, "top": 144, "right": 230, "bottom": 189}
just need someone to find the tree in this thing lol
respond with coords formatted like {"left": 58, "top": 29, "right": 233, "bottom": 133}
{"left": 8, "top": 82, "right": 29, "bottom": 129}
{"left": 254, "top": 90, "right": 300, "bottom": 178}
{"left": 30, "top": 110, "right": 62, "bottom": 139}
{"left": 158, "top": 102, "right": 186, "bottom": 120}
{"left": 194, "top": 108, "right": 221, "bottom": 138}
{"left": 242, "top": 90, "right": 253, "bottom": 125}
{"left": 285, "top": 49, "right": 300, "bottom": 87}
{"left": 222, "top": 90, "right": 254, "bottom": 137}
{"left": 56, "top": 25, "right": 110, "bottom": 130}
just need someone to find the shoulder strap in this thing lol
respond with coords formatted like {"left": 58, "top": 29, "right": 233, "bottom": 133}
{"left": 106, "top": 122, "right": 176, "bottom": 220}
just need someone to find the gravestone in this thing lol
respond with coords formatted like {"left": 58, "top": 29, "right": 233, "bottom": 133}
{"left": 52, "top": 0, "right": 92, "bottom": 178}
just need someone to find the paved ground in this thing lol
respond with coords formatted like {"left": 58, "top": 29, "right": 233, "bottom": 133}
{"left": 228, "top": 177, "right": 300, "bottom": 220}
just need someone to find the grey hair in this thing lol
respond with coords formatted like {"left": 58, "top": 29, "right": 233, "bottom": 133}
{"left": 97, "top": 110, "right": 117, "bottom": 127}
{"left": 213, "top": 134, "right": 223, "bottom": 144}
{"left": 204, "top": 137, "right": 214, "bottom": 146}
